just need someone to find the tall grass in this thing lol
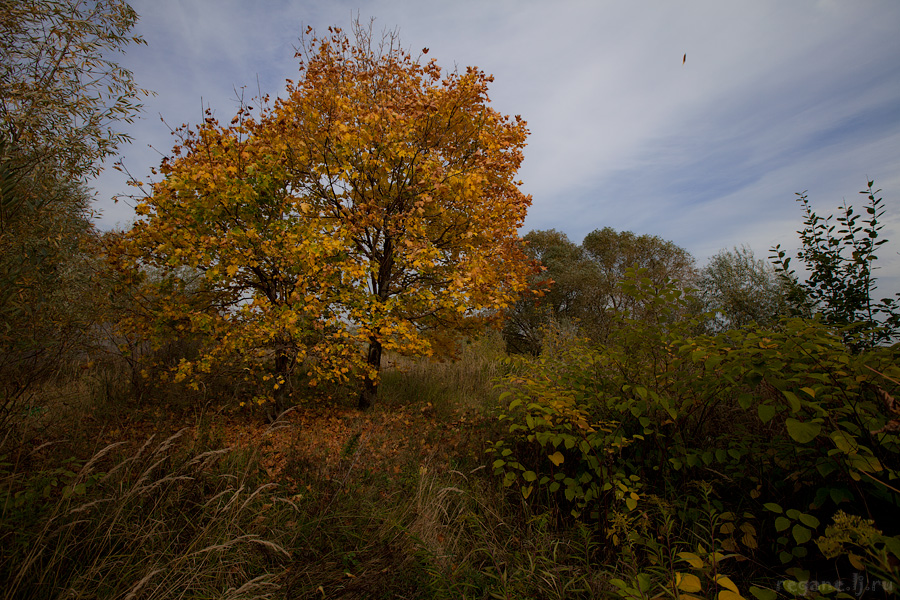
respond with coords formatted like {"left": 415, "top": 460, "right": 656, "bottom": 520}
{"left": 0, "top": 423, "right": 295, "bottom": 600}
{"left": 394, "top": 463, "right": 605, "bottom": 599}
{"left": 1, "top": 328, "right": 620, "bottom": 599}
{"left": 378, "top": 331, "right": 507, "bottom": 413}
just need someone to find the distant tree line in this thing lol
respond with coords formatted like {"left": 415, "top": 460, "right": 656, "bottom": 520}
{"left": 506, "top": 185, "right": 900, "bottom": 355}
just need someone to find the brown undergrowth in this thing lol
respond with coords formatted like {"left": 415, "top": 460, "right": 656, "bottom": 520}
{"left": 4, "top": 333, "right": 600, "bottom": 599}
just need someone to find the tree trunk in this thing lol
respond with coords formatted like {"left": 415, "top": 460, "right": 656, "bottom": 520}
{"left": 358, "top": 337, "right": 382, "bottom": 410}
{"left": 267, "top": 348, "right": 290, "bottom": 422}
{"left": 360, "top": 233, "right": 392, "bottom": 410}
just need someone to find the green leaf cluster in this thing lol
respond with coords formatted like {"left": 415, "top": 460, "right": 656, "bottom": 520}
{"left": 491, "top": 268, "right": 900, "bottom": 592}
{"left": 771, "top": 181, "right": 900, "bottom": 350}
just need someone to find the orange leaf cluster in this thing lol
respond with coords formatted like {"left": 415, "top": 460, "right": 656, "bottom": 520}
{"left": 113, "top": 23, "right": 532, "bottom": 404}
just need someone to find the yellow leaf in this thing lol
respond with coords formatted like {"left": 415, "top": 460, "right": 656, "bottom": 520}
{"left": 676, "top": 572, "right": 702, "bottom": 593}
{"left": 716, "top": 575, "right": 740, "bottom": 595}
{"left": 548, "top": 451, "right": 564, "bottom": 466}
{"left": 718, "top": 591, "right": 744, "bottom": 600}
{"left": 677, "top": 552, "right": 704, "bottom": 569}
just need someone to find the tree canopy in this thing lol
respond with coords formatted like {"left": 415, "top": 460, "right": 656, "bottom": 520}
{"left": 580, "top": 227, "right": 696, "bottom": 324}
{"left": 117, "top": 23, "right": 532, "bottom": 410}
{"left": 1, "top": 0, "right": 148, "bottom": 179}
{"left": 697, "top": 245, "right": 794, "bottom": 332}
{"left": 503, "top": 227, "right": 696, "bottom": 352}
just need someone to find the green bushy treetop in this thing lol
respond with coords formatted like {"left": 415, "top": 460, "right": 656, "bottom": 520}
{"left": 504, "top": 227, "right": 696, "bottom": 353}
{"left": 698, "top": 245, "right": 795, "bottom": 332}
{"left": 771, "top": 180, "right": 900, "bottom": 350}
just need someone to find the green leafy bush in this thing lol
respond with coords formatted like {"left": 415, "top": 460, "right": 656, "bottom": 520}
{"left": 491, "top": 269, "right": 900, "bottom": 594}
{"left": 771, "top": 180, "right": 900, "bottom": 350}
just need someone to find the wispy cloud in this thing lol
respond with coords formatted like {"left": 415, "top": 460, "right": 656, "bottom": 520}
{"left": 92, "top": 0, "right": 900, "bottom": 293}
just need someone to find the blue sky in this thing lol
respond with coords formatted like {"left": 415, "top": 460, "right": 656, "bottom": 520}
{"left": 92, "top": 0, "right": 900, "bottom": 296}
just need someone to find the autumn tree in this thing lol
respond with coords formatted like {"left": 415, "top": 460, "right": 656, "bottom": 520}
{"left": 117, "top": 23, "right": 532, "bottom": 410}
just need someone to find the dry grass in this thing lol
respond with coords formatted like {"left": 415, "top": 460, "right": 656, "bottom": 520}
{"left": 1, "top": 420, "right": 296, "bottom": 600}
{"left": 0, "top": 330, "right": 611, "bottom": 599}
{"left": 379, "top": 332, "right": 507, "bottom": 414}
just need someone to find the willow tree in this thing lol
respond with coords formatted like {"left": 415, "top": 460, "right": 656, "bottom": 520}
{"left": 119, "top": 23, "right": 532, "bottom": 410}
{"left": 698, "top": 245, "right": 794, "bottom": 332}
{"left": 1, "top": 0, "right": 147, "bottom": 424}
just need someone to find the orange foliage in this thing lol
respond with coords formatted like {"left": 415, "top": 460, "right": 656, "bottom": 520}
{"left": 113, "top": 23, "right": 531, "bottom": 409}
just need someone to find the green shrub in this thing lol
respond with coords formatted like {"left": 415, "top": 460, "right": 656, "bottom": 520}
{"left": 771, "top": 180, "right": 900, "bottom": 350}
{"left": 491, "top": 269, "right": 900, "bottom": 595}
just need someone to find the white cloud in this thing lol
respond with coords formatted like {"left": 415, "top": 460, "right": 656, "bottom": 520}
{"left": 91, "top": 0, "right": 900, "bottom": 293}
